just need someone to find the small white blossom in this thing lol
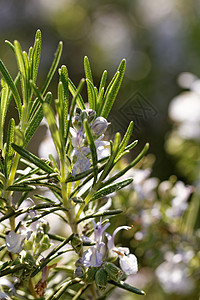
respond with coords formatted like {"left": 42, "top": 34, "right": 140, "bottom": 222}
{"left": 6, "top": 231, "right": 26, "bottom": 254}
{"left": 117, "top": 247, "right": 138, "bottom": 275}
{"left": 91, "top": 117, "right": 109, "bottom": 136}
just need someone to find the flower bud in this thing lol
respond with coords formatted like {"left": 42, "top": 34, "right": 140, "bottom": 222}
{"left": 73, "top": 115, "right": 82, "bottom": 130}
{"left": 91, "top": 117, "right": 109, "bottom": 136}
{"left": 75, "top": 107, "right": 82, "bottom": 115}
{"left": 95, "top": 267, "right": 108, "bottom": 290}
{"left": 75, "top": 267, "right": 84, "bottom": 278}
{"left": 104, "top": 262, "right": 123, "bottom": 281}
{"left": 87, "top": 109, "right": 96, "bottom": 123}
{"left": 37, "top": 234, "right": 51, "bottom": 253}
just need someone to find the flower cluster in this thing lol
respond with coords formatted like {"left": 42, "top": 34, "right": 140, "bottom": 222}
{"left": 75, "top": 218, "right": 138, "bottom": 290}
{"left": 70, "top": 108, "right": 110, "bottom": 175}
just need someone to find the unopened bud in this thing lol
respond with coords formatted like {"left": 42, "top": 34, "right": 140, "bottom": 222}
{"left": 37, "top": 235, "right": 51, "bottom": 253}
{"left": 75, "top": 266, "right": 84, "bottom": 278}
{"left": 104, "top": 262, "right": 123, "bottom": 281}
{"left": 95, "top": 267, "right": 108, "bottom": 290}
{"left": 87, "top": 109, "right": 96, "bottom": 123}
{"left": 91, "top": 117, "right": 109, "bottom": 136}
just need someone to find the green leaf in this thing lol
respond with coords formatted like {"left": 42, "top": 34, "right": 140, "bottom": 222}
{"left": 31, "top": 29, "right": 42, "bottom": 83}
{"left": 0, "top": 80, "right": 9, "bottom": 147}
{"left": 0, "top": 60, "right": 22, "bottom": 117}
{"left": 14, "top": 40, "right": 28, "bottom": 105}
{"left": 83, "top": 119, "right": 98, "bottom": 183}
{"left": 24, "top": 92, "right": 52, "bottom": 146}
{"left": 77, "top": 209, "right": 122, "bottom": 224}
{"left": 97, "top": 132, "right": 121, "bottom": 183}
{"left": 109, "top": 280, "right": 145, "bottom": 295}
{"left": 11, "top": 143, "right": 55, "bottom": 174}
{"left": 5, "top": 118, "right": 15, "bottom": 178}
{"left": 5, "top": 40, "right": 15, "bottom": 52}
{"left": 115, "top": 121, "right": 134, "bottom": 160}
{"left": 55, "top": 81, "right": 65, "bottom": 139}
{"left": 30, "top": 79, "right": 44, "bottom": 104}
{"left": 125, "top": 139, "right": 138, "bottom": 151}
{"left": 68, "top": 77, "right": 86, "bottom": 110}
{"left": 104, "top": 142, "right": 149, "bottom": 186}
{"left": 91, "top": 178, "right": 133, "bottom": 201}
{"left": 59, "top": 65, "right": 69, "bottom": 138}
{"left": 100, "top": 59, "right": 126, "bottom": 118}
{"left": 84, "top": 56, "right": 93, "bottom": 83}
{"left": 43, "top": 103, "right": 63, "bottom": 159}
{"left": 99, "top": 70, "right": 107, "bottom": 94}
{"left": 14, "top": 127, "right": 24, "bottom": 147}
{"left": 0, "top": 172, "right": 6, "bottom": 189}
{"left": 6, "top": 184, "right": 35, "bottom": 191}
{"left": 86, "top": 78, "right": 97, "bottom": 110}
{"left": 41, "top": 41, "right": 63, "bottom": 96}
{"left": 84, "top": 56, "right": 96, "bottom": 110}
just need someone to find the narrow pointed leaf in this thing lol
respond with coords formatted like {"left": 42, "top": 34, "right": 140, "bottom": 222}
{"left": 125, "top": 139, "right": 138, "bottom": 151}
{"left": 59, "top": 65, "right": 69, "bottom": 138}
{"left": 11, "top": 143, "right": 55, "bottom": 174}
{"left": 0, "top": 60, "right": 22, "bottom": 117}
{"left": 6, "top": 184, "right": 35, "bottom": 191}
{"left": 84, "top": 56, "right": 93, "bottom": 83}
{"left": 0, "top": 80, "right": 9, "bottom": 146}
{"left": 14, "top": 40, "right": 28, "bottom": 104}
{"left": 97, "top": 132, "right": 121, "bottom": 183}
{"left": 86, "top": 78, "right": 97, "bottom": 110}
{"left": 25, "top": 92, "right": 52, "bottom": 146}
{"left": 115, "top": 121, "right": 134, "bottom": 160}
{"left": 77, "top": 209, "right": 122, "bottom": 224}
{"left": 32, "top": 29, "right": 42, "bottom": 82}
{"left": 5, "top": 118, "right": 15, "bottom": 177}
{"left": 68, "top": 77, "right": 86, "bottom": 110}
{"left": 109, "top": 280, "right": 145, "bottom": 295}
{"left": 104, "top": 143, "right": 149, "bottom": 186}
{"left": 91, "top": 177, "right": 133, "bottom": 201}
{"left": 56, "top": 81, "right": 65, "bottom": 139}
{"left": 101, "top": 59, "right": 126, "bottom": 118}
{"left": 99, "top": 70, "right": 107, "bottom": 93}
{"left": 5, "top": 40, "right": 15, "bottom": 52}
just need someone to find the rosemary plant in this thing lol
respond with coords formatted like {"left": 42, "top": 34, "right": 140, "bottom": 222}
{"left": 0, "top": 30, "right": 148, "bottom": 299}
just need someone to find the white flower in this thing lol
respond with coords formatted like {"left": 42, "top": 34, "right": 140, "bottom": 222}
{"left": 169, "top": 91, "right": 200, "bottom": 140}
{"left": 105, "top": 226, "right": 138, "bottom": 275}
{"left": 156, "top": 261, "right": 194, "bottom": 294}
{"left": 117, "top": 247, "right": 138, "bottom": 275}
{"left": 71, "top": 150, "right": 91, "bottom": 176}
{"left": 166, "top": 181, "right": 192, "bottom": 218}
{"left": 82, "top": 246, "right": 103, "bottom": 267}
{"left": 6, "top": 231, "right": 26, "bottom": 254}
{"left": 91, "top": 117, "right": 109, "bottom": 136}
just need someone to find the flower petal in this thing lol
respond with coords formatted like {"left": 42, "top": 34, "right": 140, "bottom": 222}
{"left": 119, "top": 253, "right": 138, "bottom": 275}
{"left": 6, "top": 231, "right": 26, "bottom": 253}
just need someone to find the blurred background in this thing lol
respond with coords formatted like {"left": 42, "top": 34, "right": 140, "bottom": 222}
{"left": 0, "top": 0, "right": 200, "bottom": 299}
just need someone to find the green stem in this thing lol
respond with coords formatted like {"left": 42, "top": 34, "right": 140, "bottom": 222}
{"left": 60, "top": 159, "right": 77, "bottom": 233}
{"left": 28, "top": 278, "right": 39, "bottom": 298}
